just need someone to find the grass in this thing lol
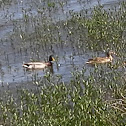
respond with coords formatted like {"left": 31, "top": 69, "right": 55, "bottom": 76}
{"left": 11, "top": 1, "right": 126, "bottom": 53}
{"left": 69, "top": 3, "right": 126, "bottom": 51}
{"left": 0, "top": 0, "right": 126, "bottom": 126}
{"left": 0, "top": 69, "right": 126, "bottom": 126}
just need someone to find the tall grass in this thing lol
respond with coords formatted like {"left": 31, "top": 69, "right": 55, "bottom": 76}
{"left": 0, "top": 69, "right": 126, "bottom": 126}
{"left": 0, "top": 0, "right": 126, "bottom": 126}
{"left": 14, "top": 1, "right": 126, "bottom": 51}
{"left": 69, "top": 2, "right": 126, "bottom": 51}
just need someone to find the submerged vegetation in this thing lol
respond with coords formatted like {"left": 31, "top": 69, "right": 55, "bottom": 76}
{"left": 0, "top": 0, "right": 126, "bottom": 125}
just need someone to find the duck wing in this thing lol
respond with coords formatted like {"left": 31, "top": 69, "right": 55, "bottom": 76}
{"left": 25, "top": 62, "right": 45, "bottom": 65}
{"left": 93, "top": 57, "right": 106, "bottom": 61}
{"left": 22, "top": 62, "right": 46, "bottom": 68}
{"left": 88, "top": 57, "right": 105, "bottom": 61}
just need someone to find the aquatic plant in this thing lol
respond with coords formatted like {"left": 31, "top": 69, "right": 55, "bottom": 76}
{"left": 0, "top": 68, "right": 126, "bottom": 126}
{"left": 84, "top": 5, "right": 125, "bottom": 50}
{"left": 0, "top": 0, "right": 126, "bottom": 126}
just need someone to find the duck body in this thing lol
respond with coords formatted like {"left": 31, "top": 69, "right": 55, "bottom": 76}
{"left": 23, "top": 61, "right": 52, "bottom": 69}
{"left": 22, "top": 55, "right": 55, "bottom": 69}
{"left": 86, "top": 57, "right": 112, "bottom": 64}
{"left": 86, "top": 51, "right": 115, "bottom": 64}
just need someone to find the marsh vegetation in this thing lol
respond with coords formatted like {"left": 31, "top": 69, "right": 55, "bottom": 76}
{"left": 0, "top": 0, "right": 126, "bottom": 125}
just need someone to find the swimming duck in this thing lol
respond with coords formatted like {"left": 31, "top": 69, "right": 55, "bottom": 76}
{"left": 22, "top": 55, "right": 55, "bottom": 69}
{"left": 86, "top": 51, "right": 116, "bottom": 64}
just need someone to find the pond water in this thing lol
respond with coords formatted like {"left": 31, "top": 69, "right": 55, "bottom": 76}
{"left": 0, "top": 0, "right": 123, "bottom": 85}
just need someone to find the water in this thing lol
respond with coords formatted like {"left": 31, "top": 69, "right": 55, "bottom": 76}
{"left": 0, "top": 0, "right": 122, "bottom": 85}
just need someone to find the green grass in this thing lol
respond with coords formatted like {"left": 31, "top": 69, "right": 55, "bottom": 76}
{"left": 0, "top": 1, "right": 126, "bottom": 126}
{"left": 69, "top": 3, "right": 126, "bottom": 51}
{"left": 13, "top": 1, "right": 126, "bottom": 52}
{"left": 0, "top": 69, "right": 126, "bottom": 126}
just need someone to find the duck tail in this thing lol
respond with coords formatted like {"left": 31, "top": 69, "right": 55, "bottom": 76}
{"left": 86, "top": 61, "right": 91, "bottom": 64}
{"left": 22, "top": 64, "right": 29, "bottom": 68}
{"left": 86, "top": 59, "right": 93, "bottom": 64}
{"left": 86, "top": 61, "right": 90, "bottom": 64}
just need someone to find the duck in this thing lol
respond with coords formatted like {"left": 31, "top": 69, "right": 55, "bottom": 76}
{"left": 22, "top": 55, "right": 55, "bottom": 69}
{"left": 86, "top": 51, "right": 116, "bottom": 64}
{"left": 123, "top": 61, "right": 126, "bottom": 65}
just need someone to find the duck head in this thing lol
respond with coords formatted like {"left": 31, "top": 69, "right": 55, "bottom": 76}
{"left": 106, "top": 51, "right": 116, "bottom": 61}
{"left": 49, "top": 55, "right": 55, "bottom": 62}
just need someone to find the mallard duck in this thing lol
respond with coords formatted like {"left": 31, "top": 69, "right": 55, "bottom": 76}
{"left": 86, "top": 51, "right": 116, "bottom": 64}
{"left": 22, "top": 55, "right": 55, "bottom": 69}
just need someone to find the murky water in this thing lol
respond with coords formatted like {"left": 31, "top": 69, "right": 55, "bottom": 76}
{"left": 0, "top": 0, "right": 123, "bottom": 85}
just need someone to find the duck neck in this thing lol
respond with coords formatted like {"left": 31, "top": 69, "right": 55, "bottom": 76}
{"left": 108, "top": 53, "right": 113, "bottom": 61}
{"left": 46, "top": 61, "right": 52, "bottom": 66}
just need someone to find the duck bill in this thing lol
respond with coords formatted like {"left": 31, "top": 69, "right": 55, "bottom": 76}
{"left": 52, "top": 57, "right": 55, "bottom": 61}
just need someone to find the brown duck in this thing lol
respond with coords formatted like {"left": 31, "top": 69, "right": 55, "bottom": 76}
{"left": 22, "top": 55, "right": 55, "bottom": 69}
{"left": 86, "top": 51, "right": 116, "bottom": 64}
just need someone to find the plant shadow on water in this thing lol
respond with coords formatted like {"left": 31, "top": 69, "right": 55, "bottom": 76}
{"left": 0, "top": 0, "right": 126, "bottom": 125}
